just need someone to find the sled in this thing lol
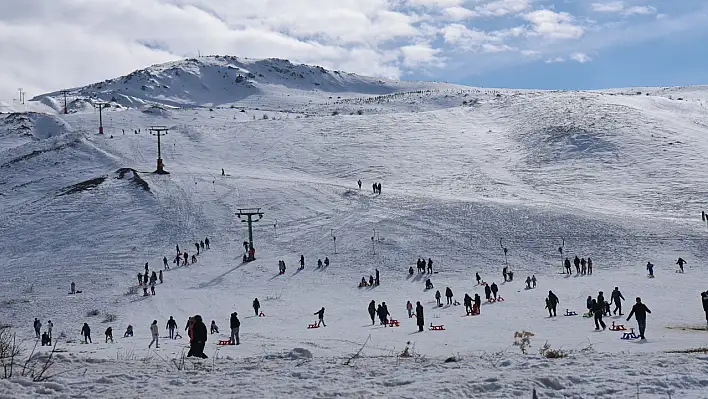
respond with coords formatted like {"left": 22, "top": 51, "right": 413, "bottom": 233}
{"left": 564, "top": 310, "right": 577, "bottom": 316}
{"left": 582, "top": 311, "right": 593, "bottom": 318}
{"left": 259, "top": 312, "right": 265, "bottom": 317}
{"left": 610, "top": 323, "right": 627, "bottom": 331}
{"left": 307, "top": 323, "right": 320, "bottom": 329}
{"left": 388, "top": 320, "right": 400, "bottom": 327}
{"left": 621, "top": 328, "right": 638, "bottom": 340}
{"left": 429, "top": 324, "right": 445, "bottom": 331}
{"left": 217, "top": 340, "right": 232, "bottom": 345}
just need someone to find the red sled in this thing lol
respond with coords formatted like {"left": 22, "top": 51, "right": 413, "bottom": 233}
{"left": 429, "top": 324, "right": 445, "bottom": 331}
{"left": 388, "top": 320, "right": 400, "bottom": 327}
{"left": 217, "top": 340, "right": 231, "bottom": 345}
{"left": 259, "top": 312, "right": 265, "bottom": 317}
{"left": 307, "top": 323, "right": 319, "bottom": 329}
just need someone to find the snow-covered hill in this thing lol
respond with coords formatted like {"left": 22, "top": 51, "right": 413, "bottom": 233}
{"left": 3, "top": 65, "right": 708, "bottom": 398}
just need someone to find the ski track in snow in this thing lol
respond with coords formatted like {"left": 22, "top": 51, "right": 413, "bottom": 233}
{"left": 2, "top": 71, "right": 708, "bottom": 398}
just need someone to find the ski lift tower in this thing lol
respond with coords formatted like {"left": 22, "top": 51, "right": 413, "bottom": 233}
{"left": 94, "top": 101, "right": 108, "bottom": 134}
{"left": 237, "top": 208, "right": 264, "bottom": 261}
{"left": 149, "top": 126, "right": 169, "bottom": 174}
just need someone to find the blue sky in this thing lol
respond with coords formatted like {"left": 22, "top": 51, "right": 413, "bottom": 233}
{"left": 1, "top": 0, "right": 707, "bottom": 99}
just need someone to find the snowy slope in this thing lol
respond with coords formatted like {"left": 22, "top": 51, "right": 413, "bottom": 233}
{"left": 3, "top": 68, "right": 708, "bottom": 398}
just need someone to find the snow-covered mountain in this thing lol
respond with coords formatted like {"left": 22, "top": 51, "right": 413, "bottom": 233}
{"left": 3, "top": 62, "right": 708, "bottom": 398}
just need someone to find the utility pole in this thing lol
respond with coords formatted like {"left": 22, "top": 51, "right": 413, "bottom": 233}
{"left": 558, "top": 236, "right": 565, "bottom": 273}
{"left": 500, "top": 238, "right": 508, "bottom": 267}
{"left": 331, "top": 229, "right": 337, "bottom": 254}
{"left": 61, "top": 90, "right": 69, "bottom": 114}
{"left": 94, "top": 101, "right": 108, "bottom": 134}
{"left": 273, "top": 219, "right": 278, "bottom": 237}
{"left": 17, "top": 88, "right": 25, "bottom": 105}
{"left": 149, "top": 126, "right": 169, "bottom": 174}
{"left": 237, "top": 208, "right": 264, "bottom": 262}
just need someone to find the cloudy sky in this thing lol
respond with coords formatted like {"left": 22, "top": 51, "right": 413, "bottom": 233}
{"left": 1, "top": 0, "right": 707, "bottom": 101}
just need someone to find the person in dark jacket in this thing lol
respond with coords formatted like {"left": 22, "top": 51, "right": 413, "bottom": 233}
{"left": 314, "top": 307, "right": 326, "bottom": 327}
{"left": 592, "top": 299, "right": 606, "bottom": 330}
{"left": 105, "top": 327, "right": 113, "bottom": 343}
{"left": 490, "top": 283, "right": 499, "bottom": 300}
{"left": 597, "top": 292, "right": 606, "bottom": 313}
{"left": 445, "top": 287, "right": 453, "bottom": 305}
{"left": 81, "top": 323, "right": 91, "bottom": 343}
{"left": 586, "top": 296, "right": 593, "bottom": 312}
{"left": 676, "top": 257, "right": 686, "bottom": 273}
{"left": 188, "top": 315, "right": 208, "bottom": 357}
{"left": 253, "top": 298, "right": 261, "bottom": 316}
{"left": 166, "top": 316, "right": 177, "bottom": 339}
{"left": 547, "top": 291, "right": 559, "bottom": 317}
{"left": 368, "top": 300, "right": 376, "bottom": 325}
{"left": 427, "top": 258, "right": 433, "bottom": 274}
{"left": 380, "top": 302, "right": 390, "bottom": 326}
{"left": 573, "top": 256, "right": 580, "bottom": 273}
{"left": 580, "top": 258, "right": 586, "bottom": 275}
{"left": 229, "top": 312, "right": 240, "bottom": 345}
{"left": 611, "top": 287, "right": 625, "bottom": 315}
{"left": 375, "top": 269, "right": 380, "bottom": 286}
{"left": 163, "top": 256, "right": 169, "bottom": 270}
{"left": 701, "top": 292, "right": 708, "bottom": 325}
{"left": 464, "top": 294, "right": 473, "bottom": 315}
{"left": 204, "top": 237, "right": 210, "bottom": 249}
{"left": 416, "top": 302, "right": 424, "bottom": 332}
{"left": 474, "top": 293, "right": 481, "bottom": 314}
{"left": 435, "top": 290, "right": 442, "bottom": 307}
{"left": 476, "top": 272, "right": 482, "bottom": 285}
{"left": 587, "top": 258, "right": 593, "bottom": 274}
{"left": 564, "top": 258, "right": 571, "bottom": 275}
{"left": 484, "top": 284, "right": 492, "bottom": 301}
{"left": 425, "top": 278, "right": 433, "bottom": 290}
{"left": 627, "top": 297, "right": 651, "bottom": 339}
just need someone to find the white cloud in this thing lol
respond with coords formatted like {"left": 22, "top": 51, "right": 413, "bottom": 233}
{"left": 545, "top": 57, "right": 566, "bottom": 63}
{"left": 570, "top": 52, "right": 592, "bottom": 63}
{"left": 482, "top": 43, "right": 515, "bottom": 53}
{"left": 591, "top": 2, "right": 625, "bottom": 13}
{"left": 441, "top": 6, "right": 478, "bottom": 21}
{"left": 400, "top": 43, "right": 444, "bottom": 67}
{"left": 524, "top": 9, "right": 584, "bottom": 39}
{"left": 476, "top": 0, "right": 532, "bottom": 17}
{"left": 521, "top": 49, "right": 541, "bottom": 57}
{"left": 440, "top": 23, "right": 500, "bottom": 50}
{"left": 623, "top": 6, "right": 657, "bottom": 16}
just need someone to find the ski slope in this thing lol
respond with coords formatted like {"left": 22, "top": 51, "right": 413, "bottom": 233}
{"left": 2, "top": 59, "right": 708, "bottom": 398}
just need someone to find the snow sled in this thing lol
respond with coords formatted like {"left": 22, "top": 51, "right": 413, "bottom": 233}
{"left": 69, "top": 290, "right": 83, "bottom": 295}
{"left": 429, "top": 324, "right": 445, "bottom": 331}
{"left": 388, "top": 319, "right": 400, "bottom": 327}
{"left": 582, "top": 311, "right": 593, "bottom": 318}
{"left": 307, "top": 323, "right": 320, "bottom": 329}
{"left": 258, "top": 312, "right": 265, "bottom": 317}
{"left": 610, "top": 322, "right": 627, "bottom": 331}
{"left": 564, "top": 310, "right": 577, "bottom": 316}
{"left": 621, "top": 328, "right": 638, "bottom": 340}
{"left": 217, "top": 340, "right": 232, "bottom": 345}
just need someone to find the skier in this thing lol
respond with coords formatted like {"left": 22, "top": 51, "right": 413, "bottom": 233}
{"left": 105, "top": 327, "right": 113, "bottom": 343}
{"left": 445, "top": 287, "right": 454, "bottom": 305}
{"left": 230, "top": 312, "right": 240, "bottom": 345}
{"left": 474, "top": 293, "right": 481, "bottom": 314}
{"left": 416, "top": 302, "right": 424, "bottom": 332}
{"left": 531, "top": 275, "right": 537, "bottom": 288}
{"left": 476, "top": 272, "right": 482, "bottom": 285}
{"left": 47, "top": 320, "right": 53, "bottom": 339}
{"left": 464, "top": 294, "right": 473, "bottom": 315}
{"left": 573, "top": 256, "right": 580, "bottom": 274}
{"left": 253, "top": 298, "right": 260, "bottom": 316}
{"left": 33, "top": 318, "right": 41, "bottom": 338}
{"left": 159, "top": 270, "right": 163, "bottom": 284}
{"left": 646, "top": 261, "right": 654, "bottom": 277}
{"left": 484, "top": 283, "right": 492, "bottom": 301}
{"left": 490, "top": 282, "right": 499, "bottom": 300}
{"left": 137, "top": 273, "right": 143, "bottom": 286}
{"left": 611, "top": 287, "right": 625, "bottom": 315}
{"left": 189, "top": 315, "right": 208, "bottom": 358}
{"left": 300, "top": 255, "right": 305, "bottom": 270}
{"left": 368, "top": 300, "right": 376, "bottom": 324}
{"left": 525, "top": 276, "right": 532, "bottom": 289}
{"left": 564, "top": 258, "right": 571, "bottom": 275}
{"left": 701, "top": 292, "right": 708, "bottom": 325}
{"left": 357, "top": 179, "right": 362, "bottom": 189}
{"left": 166, "top": 316, "right": 177, "bottom": 339}
{"left": 435, "top": 290, "right": 442, "bottom": 307}
{"left": 314, "top": 307, "right": 326, "bottom": 327}
{"left": 124, "top": 325, "right": 133, "bottom": 337}
{"left": 626, "top": 297, "right": 651, "bottom": 339}
{"left": 195, "top": 242, "right": 200, "bottom": 255}
{"left": 580, "top": 258, "right": 586, "bottom": 275}
{"left": 548, "top": 291, "right": 559, "bottom": 317}
{"left": 587, "top": 258, "right": 593, "bottom": 275}
{"left": 163, "top": 256, "right": 168, "bottom": 270}
{"left": 324, "top": 257, "right": 329, "bottom": 267}
{"left": 204, "top": 237, "right": 210, "bottom": 249}
{"left": 427, "top": 258, "right": 433, "bottom": 274}
{"left": 676, "top": 257, "right": 686, "bottom": 273}
{"left": 81, "top": 323, "right": 92, "bottom": 343}
{"left": 592, "top": 299, "right": 606, "bottom": 331}
{"left": 210, "top": 320, "right": 219, "bottom": 334}
{"left": 148, "top": 320, "right": 159, "bottom": 348}
{"left": 375, "top": 269, "right": 380, "bottom": 286}
{"left": 406, "top": 300, "right": 413, "bottom": 318}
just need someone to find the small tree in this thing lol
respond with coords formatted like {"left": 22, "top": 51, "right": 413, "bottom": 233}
{"left": 513, "top": 330, "right": 534, "bottom": 354}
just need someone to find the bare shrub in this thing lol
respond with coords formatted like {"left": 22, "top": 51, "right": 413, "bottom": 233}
{"left": 538, "top": 341, "right": 568, "bottom": 359}
{"left": 86, "top": 309, "right": 100, "bottom": 317}
{"left": 103, "top": 313, "right": 117, "bottom": 323}
{"left": 513, "top": 330, "right": 534, "bottom": 355}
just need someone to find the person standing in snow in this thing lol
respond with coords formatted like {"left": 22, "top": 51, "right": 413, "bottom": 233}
{"left": 47, "top": 320, "right": 53, "bottom": 339}
{"left": 314, "top": 307, "right": 326, "bottom": 327}
{"left": 573, "top": 256, "right": 580, "bottom": 274}
{"left": 372, "top": 182, "right": 376, "bottom": 193}
{"left": 445, "top": 287, "right": 454, "bottom": 305}
{"left": 378, "top": 303, "right": 390, "bottom": 326}
{"left": 611, "top": 287, "right": 625, "bottom": 315}
{"left": 163, "top": 256, "right": 168, "bottom": 270}
{"left": 375, "top": 269, "right": 380, "bottom": 286}
{"left": 253, "top": 298, "right": 261, "bottom": 316}
{"left": 502, "top": 266, "right": 508, "bottom": 282}
{"left": 368, "top": 300, "right": 376, "bottom": 325}
{"left": 148, "top": 320, "right": 159, "bottom": 348}
{"left": 464, "top": 294, "right": 473, "bottom": 315}
{"left": 34, "top": 318, "right": 42, "bottom": 338}
{"left": 189, "top": 315, "right": 208, "bottom": 358}
{"left": 299, "top": 255, "right": 305, "bottom": 270}
{"left": 183, "top": 252, "right": 189, "bottom": 266}
{"left": 676, "top": 257, "right": 687, "bottom": 273}
{"left": 159, "top": 270, "right": 163, "bottom": 283}
{"left": 377, "top": 183, "right": 381, "bottom": 194}
{"left": 587, "top": 258, "right": 593, "bottom": 275}
{"left": 195, "top": 242, "right": 200, "bottom": 256}
{"left": 144, "top": 262, "right": 149, "bottom": 275}
{"left": 150, "top": 280, "right": 156, "bottom": 295}
{"left": 646, "top": 261, "right": 654, "bottom": 277}
{"left": 580, "top": 258, "right": 586, "bottom": 275}
{"left": 143, "top": 273, "right": 149, "bottom": 285}
{"left": 204, "top": 237, "right": 210, "bottom": 250}
{"left": 81, "top": 323, "right": 92, "bottom": 343}
{"left": 137, "top": 273, "right": 143, "bottom": 286}
{"left": 200, "top": 240, "right": 205, "bottom": 250}
{"left": 406, "top": 301, "right": 413, "bottom": 318}
{"left": 317, "top": 259, "right": 323, "bottom": 269}
{"left": 564, "top": 258, "right": 571, "bottom": 275}
{"left": 166, "top": 316, "right": 177, "bottom": 339}
{"left": 592, "top": 299, "right": 606, "bottom": 331}
{"left": 476, "top": 272, "right": 482, "bottom": 285}
{"left": 230, "top": 312, "right": 240, "bottom": 345}
{"left": 416, "top": 302, "right": 424, "bottom": 332}
{"left": 484, "top": 283, "right": 492, "bottom": 302}
{"left": 324, "top": 257, "right": 329, "bottom": 268}
{"left": 531, "top": 275, "right": 537, "bottom": 288}
{"left": 701, "top": 292, "right": 708, "bottom": 325}
{"left": 427, "top": 258, "right": 433, "bottom": 274}
{"left": 71, "top": 281, "right": 76, "bottom": 294}
{"left": 474, "top": 293, "right": 481, "bottom": 314}
{"left": 357, "top": 179, "right": 362, "bottom": 189}
{"left": 626, "top": 297, "right": 651, "bottom": 339}
{"left": 176, "top": 244, "right": 180, "bottom": 254}
{"left": 210, "top": 320, "right": 219, "bottom": 334}
{"left": 124, "top": 325, "right": 134, "bottom": 337}
{"left": 435, "top": 290, "right": 442, "bottom": 307}
{"left": 490, "top": 282, "right": 499, "bottom": 300}
{"left": 105, "top": 327, "right": 113, "bottom": 343}
{"left": 547, "top": 291, "right": 559, "bottom": 317}
{"left": 525, "top": 276, "right": 532, "bottom": 289}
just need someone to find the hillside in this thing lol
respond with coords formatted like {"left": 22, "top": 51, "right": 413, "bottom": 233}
{"left": 3, "top": 66, "right": 708, "bottom": 398}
